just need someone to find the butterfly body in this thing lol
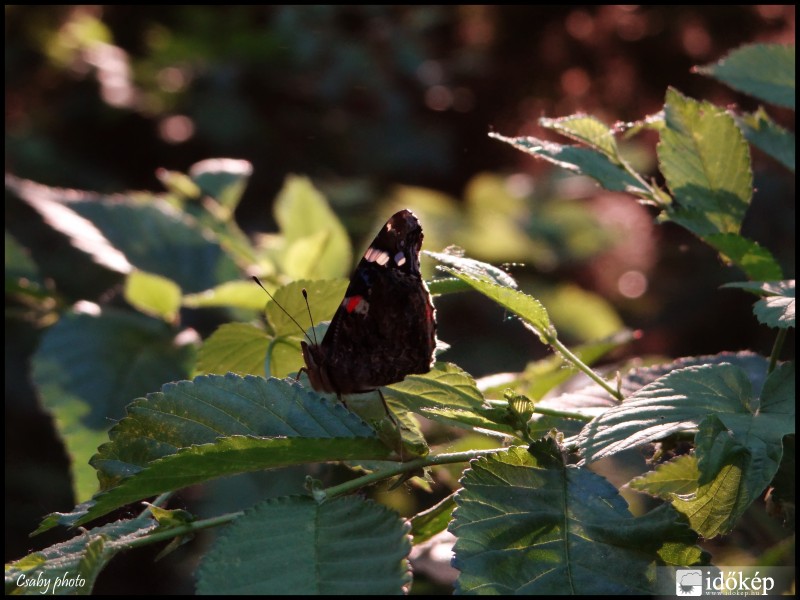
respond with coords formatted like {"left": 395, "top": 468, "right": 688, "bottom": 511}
{"left": 301, "top": 209, "right": 436, "bottom": 395}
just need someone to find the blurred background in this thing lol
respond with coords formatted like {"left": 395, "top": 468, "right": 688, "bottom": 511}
{"left": 5, "top": 5, "right": 795, "bottom": 594}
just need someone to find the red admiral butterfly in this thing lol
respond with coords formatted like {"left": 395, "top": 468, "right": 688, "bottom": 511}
{"left": 301, "top": 209, "right": 437, "bottom": 396}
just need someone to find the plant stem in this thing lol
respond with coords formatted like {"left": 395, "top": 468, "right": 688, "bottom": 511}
{"left": 768, "top": 328, "right": 787, "bottom": 374}
{"left": 548, "top": 335, "right": 623, "bottom": 401}
{"left": 321, "top": 447, "right": 509, "bottom": 500}
{"left": 124, "top": 511, "right": 244, "bottom": 550}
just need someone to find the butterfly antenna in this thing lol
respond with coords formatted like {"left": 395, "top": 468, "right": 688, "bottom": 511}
{"left": 302, "top": 289, "right": 319, "bottom": 346}
{"left": 251, "top": 276, "right": 315, "bottom": 345}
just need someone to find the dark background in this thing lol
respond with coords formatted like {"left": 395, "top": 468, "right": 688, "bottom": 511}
{"left": 5, "top": 5, "right": 795, "bottom": 593}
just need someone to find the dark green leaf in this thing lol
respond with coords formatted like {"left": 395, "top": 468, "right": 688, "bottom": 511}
{"left": 736, "top": 107, "right": 795, "bottom": 172}
{"left": 451, "top": 445, "right": 701, "bottom": 594}
{"left": 196, "top": 496, "right": 411, "bottom": 595}
{"left": 31, "top": 309, "right": 195, "bottom": 501}
{"left": 6, "top": 515, "right": 156, "bottom": 595}
{"left": 696, "top": 43, "right": 795, "bottom": 108}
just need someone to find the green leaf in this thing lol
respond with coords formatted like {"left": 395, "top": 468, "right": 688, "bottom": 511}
{"left": 724, "top": 280, "right": 795, "bottom": 328}
{"left": 6, "top": 515, "right": 157, "bottom": 595}
{"left": 384, "top": 363, "right": 507, "bottom": 434}
{"left": 575, "top": 361, "right": 792, "bottom": 462}
{"left": 424, "top": 251, "right": 519, "bottom": 289}
{"left": 754, "top": 280, "right": 795, "bottom": 329}
{"left": 577, "top": 362, "right": 794, "bottom": 536}
{"left": 5, "top": 231, "right": 45, "bottom": 293}
{"left": 705, "top": 233, "right": 783, "bottom": 281}
{"left": 182, "top": 280, "right": 270, "bottom": 310}
{"left": 659, "top": 88, "right": 753, "bottom": 237}
{"left": 265, "top": 279, "right": 348, "bottom": 337}
{"left": 196, "top": 496, "right": 411, "bottom": 595}
{"left": 91, "top": 374, "right": 379, "bottom": 488}
{"left": 695, "top": 44, "right": 795, "bottom": 109}
{"left": 124, "top": 270, "right": 182, "bottom": 322}
{"left": 490, "top": 133, "right": 646, "bottom": 194}
{"left": 628, "top": 454, "right": 701, "bottom": 498}
{"left": 735, "top": 107, "right": 795, "bottom": 172}
{"left": 768, "top": 434, "right": 795, "bottom": 528}
{"left": 450, "top": 445, "right": 701, "bottom": 594}
{"left": 539, "top": 114, "right": 620, "bottom": 161}
{"left": 274, "top": 176, "right": 352, "bottom": 279}
{"left": 437, "top": 267, "right": 553, "bottom": 341}
{"left": 188, "top": 158, "right": 253, "bottom": 212}
{"left": 409, "top": 494, "right": 456, "bottom": 545}
{"left": 76, "top": 435, "right": 391, "bottom": 530}
{"left": 31, "top": 309, "right": 195, "bottom": 501}
{"left": 32, "top": 375, "right": 387, "bottom": 530}
{"left": 195, "top": 322, "right": 269, "bottom": 377}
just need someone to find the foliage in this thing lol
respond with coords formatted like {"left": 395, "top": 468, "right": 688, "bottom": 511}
{"left": 5, "top": 42, "right": 795, "bottom": 594}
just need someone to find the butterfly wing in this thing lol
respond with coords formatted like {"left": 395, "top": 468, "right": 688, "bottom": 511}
{"left": 306, "top": 210, "right": 436, "bottom": 394}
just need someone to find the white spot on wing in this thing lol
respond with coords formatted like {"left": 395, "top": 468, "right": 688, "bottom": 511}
{"left": 364, "top": 247, "right": 390, "bottom": 266}
{"left": 394, "top": 252, "right": 406, "bottom": 266}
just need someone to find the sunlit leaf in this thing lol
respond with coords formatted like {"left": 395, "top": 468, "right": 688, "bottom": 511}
{"left": 124, "top": 270, "right": 182, "bottom": 322}
{"left": 659, "top": 88, "right": 752, "bottom": 237}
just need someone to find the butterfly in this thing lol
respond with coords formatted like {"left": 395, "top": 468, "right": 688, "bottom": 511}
{"left": 300, "top": 209, "right": 437, "bottom": 397}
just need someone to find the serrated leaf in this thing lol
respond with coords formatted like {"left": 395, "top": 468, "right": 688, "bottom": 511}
{"left": 189, "top": 158, "right": 253, "bottom": 212}
{"left": 196, "top": 496, "right": 411, "bottom": 595}
{"left": 659, "top": 88, "right": 753, "bottom": 237}
{"left": 577, "top": 362, "right": 794, "bottom": 536}
{"left": 76, "top": 435, "right": 391, "bottom": 529}
{"left": 124, "top": 270, "right": 182, "bottom": 322}
{"left": 274, "top": 176, "right": 352, "bottom": 279}
{"left": 450, "top": 445, "right": 701, "bottom": 594}
{"left": 629, "top": 454, "right": 701, "bottom": 498}
{"left": 182, "top": 280, "right": 269, "bottom": 310}
{"left": 540, "top": 114, "right": 620, "bottom": 161}
{"left": 754, "top": 280, "right": 795, "bottom": 329}
{"left": 706, "top": 233, "right": 783, "bottom": 281}
{"left": 575, "top": 361, "right": 793, "bottom": 462}
{"left": 195, "top": 322, "right": 269, "bottom": 377}
{"left": 31, "top": 309, "right": 195, "bottom": 501}
{"left": 91, "top": 374, "right": 378, "bottom": 488}
{"left": 424, "top": 251, "right": 519, "bottom": 289}
{"left": 725, "top": 280, "right": 796, "bottom": 329}
{"left": 6, "top": 515, "right": 157, "bottom": 595}
{"left": 696, "top": 43, "right": 795, "bottom": 109}
{"left": 437, "top": 267, "right": 552, "bottom": 341}
{"left": 489, "top": 133, "right": 646, "bottom": 194}
{"left": 383, "top": 363, "right": 498, "bottom": 431}
{"left": 736, "top": 107, "right": 795, "bottom": 172}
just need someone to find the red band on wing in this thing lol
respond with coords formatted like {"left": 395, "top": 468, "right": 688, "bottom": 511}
{"left": 345, "top": 295, "right": 363, "bottom": 313}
